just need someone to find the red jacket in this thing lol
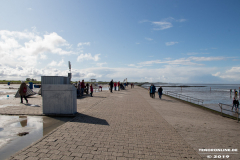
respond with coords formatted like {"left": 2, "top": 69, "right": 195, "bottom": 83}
{"left": 114, "top": 83, "right": 116, "bottom": 87}
{"left": 90, "top": 85, "right": 93, "bottom": 92}
{"left": 117, "top": 82, "right": 120, "bottom": 86}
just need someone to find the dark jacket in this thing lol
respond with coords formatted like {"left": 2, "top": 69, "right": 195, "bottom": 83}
{"left": 158, "top": 87, "right": 163, "bottom": 94}
{"left": 109, "top": 81, "right": 113, "bottom": 87}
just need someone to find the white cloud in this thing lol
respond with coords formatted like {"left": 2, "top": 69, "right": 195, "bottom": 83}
{"left": 137, "top": 56, "right": 227, "bottom": 67}
{"left": 48, "top": 59, "right": 65, "bottom": 67}
{"left": 128, "top": 64, "right": 136, "bottom": 67}
{"left": 0, "top": 63, "right": 235, "bottom": 83}
{"left": 176, "top": 19, "right": 187, "bottom": 22}
{"left": 189, "top": 56, "right": 225, "bottom": 61}
{"left": 145, "top": 37, "right": 153, "bottom": 41}
{"left": 165, "top": 42, "right": 178, "bottom": 46}
{"left": 77, "top": 42, "right": 90, "bottom": 46}
{"left": 77, "top": 53, "right": 100, "bottom": 62}
{"left": 135, "top": 42, "right": 140, "bottom": 45}
{"left": 96, "top": 62, "right": 107, "bottom": 67}
{"left": 152, "top": 21, "right": 173, "bottom": 30}
{"left": 0, "top": 30, "right": 74, "bottom": 68}
{"left": 27, "top": 8, "right": 33, "bottom": 10}
{"left": 186, "top": 52, "right": 209, "bottom": 55}
{"left": 138, "top": 59, "right": 200, "bottom": 66}
{"left": 212, "top": 67, "right": 240, "bottom": 81}
{"left": 142, "top": 17, "right": 186, "bottom": 31}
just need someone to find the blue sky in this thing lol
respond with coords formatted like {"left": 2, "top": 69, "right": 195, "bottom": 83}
{"left": 0, "top": 0, "right": 239, "bottom": 83}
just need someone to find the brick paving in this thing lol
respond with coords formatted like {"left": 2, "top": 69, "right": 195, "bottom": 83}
{"left": 7, "top": 86, "right": 203, "bottom": 160}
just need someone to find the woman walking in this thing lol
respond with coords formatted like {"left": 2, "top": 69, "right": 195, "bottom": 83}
{"left": 90, "top": 84, "right": 93, "bottom": 97}
{"left": 19, "top": 81, "right": 28, "bottom": 103}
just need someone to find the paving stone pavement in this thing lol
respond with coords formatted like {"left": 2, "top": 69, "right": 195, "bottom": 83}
{"left": 7, "top": 86, "right": 204, "bottom": 160}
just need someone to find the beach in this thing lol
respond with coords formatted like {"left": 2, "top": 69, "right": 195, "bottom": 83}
{"left": 0, "top": 84, "right": 239, "bottom": 159}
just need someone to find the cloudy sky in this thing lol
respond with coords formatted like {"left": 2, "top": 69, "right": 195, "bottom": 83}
{"left": 0, "top": 0, "right": 239, "bottom": 83}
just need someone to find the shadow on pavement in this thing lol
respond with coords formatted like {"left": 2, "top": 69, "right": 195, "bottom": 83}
{"left": 72, "top": 113, "right": 109, "bottom": 126}
{"left": 24, "top": 104, "right": 41, "bottom": 107}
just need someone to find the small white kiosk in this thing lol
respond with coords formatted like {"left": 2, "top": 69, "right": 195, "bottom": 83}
{"left": 41, "top": 61, "right": 77, "bottom": 115}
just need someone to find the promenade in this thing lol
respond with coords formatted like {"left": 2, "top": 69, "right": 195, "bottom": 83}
{"left": 4, "top": 86, "right": 240, "bottom": 160}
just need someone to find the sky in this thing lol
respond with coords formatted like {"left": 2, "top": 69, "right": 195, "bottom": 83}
{"left": 0, "top": 0, "right": 240, "bottom": 83}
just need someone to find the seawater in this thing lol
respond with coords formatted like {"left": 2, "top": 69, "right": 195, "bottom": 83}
{"left": 142, "top": 83, "right": 240, "bottom": 116}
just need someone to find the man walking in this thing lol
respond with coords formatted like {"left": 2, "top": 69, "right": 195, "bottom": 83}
{"left": 109, "top": 80, "right": 113, "bottom": 93}
{"left": 158, "top": 86, "right": 163, "bottom": 99}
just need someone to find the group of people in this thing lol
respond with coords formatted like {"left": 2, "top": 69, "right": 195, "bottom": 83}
{"left": 109, "top": 80, "right": 134, "bottom": 93}
{"left": 149, "top": 84, "right": 163, "bottom": 99}
{"left": 76, "top": 80, "right": 93, "bottom": 97}
{"left": 109, "top": 80, "right": 122, "bottom": 93}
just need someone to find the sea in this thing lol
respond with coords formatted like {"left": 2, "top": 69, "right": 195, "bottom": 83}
{"left": 141, "top": 83, "right": 240, "bottom": 117}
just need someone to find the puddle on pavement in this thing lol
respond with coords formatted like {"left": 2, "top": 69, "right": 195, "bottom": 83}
{"left": 0, "top": 115, "right": 73, "bottom": 160}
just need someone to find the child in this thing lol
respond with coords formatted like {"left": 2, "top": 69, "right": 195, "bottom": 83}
{"left": 90, "top": 84, "right": 93, "bottom": 97}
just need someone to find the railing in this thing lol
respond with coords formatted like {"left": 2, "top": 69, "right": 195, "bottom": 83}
{"left": 164, "top": 91, "right": 204, "bottom": 105}
{"left": 218, "top": 103, "right": 239, "bottom": 122}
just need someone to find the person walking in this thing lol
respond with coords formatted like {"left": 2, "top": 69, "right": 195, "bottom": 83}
{"left": 158, "top": 86, "right": 163, "bottom": 99}
{"left": 19, "top": 81, "right": 28, "bottom": 103}
{"left": 118, "top": 81, "right": 120, "bottom": 91}
{"left": 150, "top": 84, "right": 156, "bottom": 98}
{"left": 81, "top": 80, "right": 85, "bottom": 95}
{"left": 114, "top": 82, "right": 117, "bottom": 91}
{"left": 90, "top": 84, "right": 93, "bottom": 97}
{"left": 86, "top": 83, "right": 89, "bottom": 94}
{"left": 109, "top": 80, "right": 113, "bottom": 93}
